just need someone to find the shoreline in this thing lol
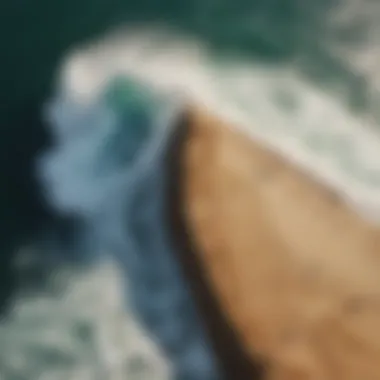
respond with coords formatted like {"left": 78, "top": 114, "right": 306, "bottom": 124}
{"left": 61, "top": 27, "right": 380, "bottom": 224}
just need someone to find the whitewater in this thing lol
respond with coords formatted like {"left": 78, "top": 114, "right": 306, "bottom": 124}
{"left": 1, "top": 7, "right": 380, "bottom": 378}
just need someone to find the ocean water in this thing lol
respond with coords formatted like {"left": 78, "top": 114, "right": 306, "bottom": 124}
{"left": 1, "top": 1, "right": 380, "bottom": 379}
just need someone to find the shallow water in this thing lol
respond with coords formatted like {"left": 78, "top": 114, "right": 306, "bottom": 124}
{"left": 1, "top": 1, "right": 380, "bottom": 379}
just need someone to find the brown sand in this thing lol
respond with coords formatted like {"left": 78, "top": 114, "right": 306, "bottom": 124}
{"left": 182, "top": 106, "right": 380, "bottom": 380}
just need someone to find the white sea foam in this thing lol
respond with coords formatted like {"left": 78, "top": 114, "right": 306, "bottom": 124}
{"left": 2, "top": 15, "right": 380, "bottom": 380}
{"left": 0, "top": 259, "right": 172, "bottom": 380}
{"left": 61, "top": 26, "right": 380, "bottom": 223}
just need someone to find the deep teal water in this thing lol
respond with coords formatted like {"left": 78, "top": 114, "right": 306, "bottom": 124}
{"left": 0, "top": 0, "right": 376, "bottom": 352}
{"left": 0, "top": 1, "right": 378, "bottom": 378}
{"left": 0, "top": 0, "right": 338, "bottom": 309}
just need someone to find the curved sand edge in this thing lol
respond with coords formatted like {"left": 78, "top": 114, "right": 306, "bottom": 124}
{"left": 183, "top": 106, "right": 380, "bottom": 380}
{"left": 60, "top": 27, "right": 380, "bottom": 224}
{"left": 56, "top": 28, "right": 380, "bottom": 378}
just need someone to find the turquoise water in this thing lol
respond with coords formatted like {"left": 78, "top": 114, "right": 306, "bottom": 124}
{"left": 0, "top": 1, "right": 380, "bottom": 379}
{"left": 0, "top": 0, "right": 346, "bottom": 302}
{"left": 0, "top": 0, "right": 377, "bottom": 252}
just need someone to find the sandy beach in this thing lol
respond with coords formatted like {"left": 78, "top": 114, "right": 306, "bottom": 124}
{"left": 183, "top": 106, "right": 380, "bottom": 379}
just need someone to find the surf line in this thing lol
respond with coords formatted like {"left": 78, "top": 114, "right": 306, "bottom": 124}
{"left": 208, "top": 61, "right": 380, "bottom": 223}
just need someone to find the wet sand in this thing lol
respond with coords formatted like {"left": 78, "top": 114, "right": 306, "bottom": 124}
{"left": 177, "top": 106, "right": 380, "bottom": 380}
